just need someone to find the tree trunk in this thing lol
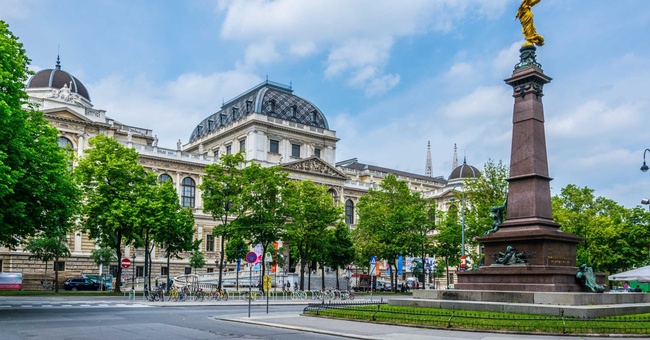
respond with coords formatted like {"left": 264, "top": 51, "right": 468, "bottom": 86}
{"left": 261, "top": 243, "right": 267, "bottom": 293}
{"left": 144, "top": 230, "right": 150, "bottom": 291}
{"left": 166, "top": 250, "right": 171, "bottom": 291}
{"left": 321, "top": 265, "right": 325, "bottom": 290}
{"left": 335, "top": 268, "right": 340, "bottom": 290}
{"left": 115, "top": 232, "right": 123, "bottom": 293}
{"left": 218, "top": 234, "right": 225, "bottom": 289}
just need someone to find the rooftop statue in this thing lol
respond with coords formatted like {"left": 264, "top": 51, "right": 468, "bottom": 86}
{"left": 516, "top": 0, "right": 545, "bottom": 47}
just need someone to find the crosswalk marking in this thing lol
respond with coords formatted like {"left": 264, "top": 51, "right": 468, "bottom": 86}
{"left": 0, "top": 302, "right": 151, "bottom": 309}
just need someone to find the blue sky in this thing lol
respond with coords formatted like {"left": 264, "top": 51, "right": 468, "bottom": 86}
{"left": 3, "top": 0, "right": 650, "bottom": 208}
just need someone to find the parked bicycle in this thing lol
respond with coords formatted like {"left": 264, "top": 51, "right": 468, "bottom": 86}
{"left": 291, "top": 290, "right": 307, "bottom": 301}
{"left": 209, "top": 288, "right": 229, "bottom": 301}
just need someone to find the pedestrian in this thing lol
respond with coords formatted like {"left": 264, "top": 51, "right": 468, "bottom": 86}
{"left": 633, "top": 285, "right": 642, "bottom": 292}
{"left": 294, "top": 281, "right": 298, "bottom": 291}
{"left": 623, "top": 282, "right": 630, "bottom": 291}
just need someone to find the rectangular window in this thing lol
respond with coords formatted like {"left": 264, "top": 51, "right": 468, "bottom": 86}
{"left": 206, "top": 234, "right": 214, "bottom": 252}
{"left": 207, "top": 268, "right": 214, "bottom": 273}
{"left": 269, "top": 140, "right": 279, "bottom": 153}
{"left": 246, "top": 100, "right": 252, "bottom": 113}
{"left": 0, "top": 259, "right": 3, "bottom": 272}
{"left": 239, "top": 139, "right": 246, "bottom": 152}
{"left": 213, "top": 150, "right": 219, "bottom": 158}
{"left": 220, "top": 114, "right": 226, "bottom": 125}
{"left": 315, "top": 148, "right": 321, "bottom": 158}
{"left": 184, "top": 267, "right": 192, "bottom": 275}
{"left": 110, "top": 265, "right": 119, "bottom": 277}
{"left": 161, "top": 267, "right": 169, "bottom": 276}
{"left": 53, "top": 261, "right": 66, "bottom": 271}
{"left": 136, "top": 266, "right": 144, "bottom": 277}
{"left": 208, "top": 120, "right": 214, "bottom": 131}
{"left": 232, "top": 107, "right": 239, "bottom": 118}
{"left": 226, "top": 145, "right": 232, "bottom": 155}
{"left": 291, "top": 144, "right": 300, "bottom": 158}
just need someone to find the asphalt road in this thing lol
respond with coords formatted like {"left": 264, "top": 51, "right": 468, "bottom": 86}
{"left": 0, "top": 296, "right": 343, "bottom": 340}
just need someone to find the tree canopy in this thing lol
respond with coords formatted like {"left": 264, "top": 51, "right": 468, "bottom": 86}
{"left": 0, "top": 20, "right": 80, "bottom": 248}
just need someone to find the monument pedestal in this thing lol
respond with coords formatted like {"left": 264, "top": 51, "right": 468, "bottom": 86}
{"left": 457, "top": 46, "right": 585, "bottom": 292}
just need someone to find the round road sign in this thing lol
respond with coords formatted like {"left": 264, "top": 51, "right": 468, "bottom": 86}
{"left": 245, "top": 251, "right": 257, "bottom": 264}
{"left": 121, "top": 258, "right": 131, "bottom": 269}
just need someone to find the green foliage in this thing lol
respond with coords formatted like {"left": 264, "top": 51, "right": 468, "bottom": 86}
{"left": 90, "top": 248, "right": 117, "bottom": 268}
{"left": 200, "top": 151, "right": 246, "bottom": 288}
{"left": 233, "top": 163, "right": 288, "bottom": 290}
{"left": 552, "top": 184, "right": 650, "bottom": 272}
{"left": 353, "top": 174, "right": 432, "bottom": 291}
{"left": 433, "top": 209, "right": 461, "bottom": 279}
{"left": 24, "top": 236, "right": 70, "bottom": 271}
{"left": 224, "top": 234, "right": 247, "bottom": 263}
{"left": 462, "top": 159, "right": 508, "bottom": 261}
{"left": 326, "top": 221, "right": 356, "bottom": 273}
{"left": 152, "top": 180, "right": 198, "bottom": 260}
{"left": 0, "top": 20, "right": 81, "bottom": 248}
{"left": 73, "top": 135, "right": 151, "bottom": 291}
{"left": 283, "top": 180, "right": 342, "bottom": 287}
{"left": 189, "top": 250, "right": 206, "bottom": 269}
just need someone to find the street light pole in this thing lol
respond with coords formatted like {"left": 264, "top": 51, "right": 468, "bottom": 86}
{"left": 641, "top": 149, "right": 650, "bottom": 172}
{"left": 450, "top": 185, "right": 466, "bottom": 270}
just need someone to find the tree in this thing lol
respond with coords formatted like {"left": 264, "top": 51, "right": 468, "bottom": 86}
{"left": 189, "top": 250, "right": 206, "bottom": 271}
{"left": 462, "top": 159, "right": 508, "bottom": 264}
{"left": 24, "top": 236, "right": 70, "bottom": 278}
{"left": 200, "top": 152, "right": 246, "bottom": 290}
{"left": 234, "top": 163, "right": 288, "bottom": 292}
{"left": 433, "top": 209, "right": 462, "bottom": 287}
{"left": 352, "top": 174, "right": 431, "bottom": 292}
{"left": 552, "top": 184, "right": 650, "bottom": 273}
{"left": 283, "top": 180, "right": 341, "bottom": 290}
{"left": 90, "top": 248, "right": 117, "bottom": 291}
{"left": 151, "top": 181, "right": 198, "bottom": 290}
{"left": 0, "top": 20, "right": 81, "bottom": 251}
{"left": 324, "top": 222, "right": 356, "bottom": 290}
{"left": 74, "top": 135, "right": 150, "bottom": 292}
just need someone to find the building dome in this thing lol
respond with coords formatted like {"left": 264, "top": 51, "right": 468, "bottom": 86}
{"left": 448, "top": 158, "right": 480, "bottom": 181}
{"left": 189, "top": 79, "right": 328, "bottom": 143}
{"left": 26, "top": 57, "right": 90, "bottom": 101}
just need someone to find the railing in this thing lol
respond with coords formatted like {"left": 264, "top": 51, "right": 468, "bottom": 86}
{"left": 303, "top": 304, "right": 650, "bottom": 336}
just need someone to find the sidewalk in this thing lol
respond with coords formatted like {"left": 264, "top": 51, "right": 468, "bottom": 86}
{"left": 215, "top": 312, "right": 644, "bottom": 340}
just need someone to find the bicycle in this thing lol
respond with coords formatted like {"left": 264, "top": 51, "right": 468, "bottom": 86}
{"left": 243, "top": 291, "right": 261, "bottom": 301}
{"left": 291, "top": 290, "right": 307, "bottom": 301}
{"left": 194, "top": 288, "right": 205, "bottom": 302}
{"left": 41, "top": 280, "right": 54, "bottom": 291}
{"left": 168, "top": 285, "right": 179, "bottom": 301}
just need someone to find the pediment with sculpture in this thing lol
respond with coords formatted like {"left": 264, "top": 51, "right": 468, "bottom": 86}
{"left": 282, "top": 156, "right": 348, "bottom": 180}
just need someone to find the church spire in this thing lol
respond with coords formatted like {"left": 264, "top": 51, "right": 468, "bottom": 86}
{"left": 425, "top": 141, "right": 432, "bottom": 177}
{"left": 452, "top": 143, "right": 459, "bottom": 170}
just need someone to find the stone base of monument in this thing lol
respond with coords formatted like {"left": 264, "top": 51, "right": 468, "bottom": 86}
{"left": 454, "top": 265, "right": 587, "bottom": 292}
{"left": 390, "top": 290, "right": 650, "bottom": 317}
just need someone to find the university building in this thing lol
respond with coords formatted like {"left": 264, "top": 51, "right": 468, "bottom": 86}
{"left": 0, "top": 60, "right": 479, "bottom": 286}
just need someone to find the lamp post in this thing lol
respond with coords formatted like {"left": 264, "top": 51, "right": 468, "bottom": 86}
{"left": 642, "top": 198, "right": 650, "bottom": 211}
{"left": 641, "top": 149, "right": 650, "bottom": 172}
{"left": 449, "top": 185, "right": 466, "bottom": 270}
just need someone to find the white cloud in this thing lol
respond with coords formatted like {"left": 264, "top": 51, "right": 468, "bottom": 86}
{"left": 440, "top": 86, "right": 510, "bottom": 119}
{"left": 1, "top": 0, "right": 31, "bottom": 19}
{"left": 89, "top": 70, "right": 261, "bottom": 149}
{"left": 217, "top": 0, "right": 509, "bottom": 96}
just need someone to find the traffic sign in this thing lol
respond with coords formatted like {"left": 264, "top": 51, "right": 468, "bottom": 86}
{"left": 121, "top": 258, "right": 131, "bottom": 269}
{"left": 460, "top": 255, "right": 467, "bottom": 271}
{"left": 245, "top": 251, "right": 257, "bottom": 263}
{"left": 369, "top": 256, "right": 377, "bottom": 277}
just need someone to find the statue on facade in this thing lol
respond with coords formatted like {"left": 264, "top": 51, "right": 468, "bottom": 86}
{"left": 127, "top": 130, "right": 133, "bottom": 142}
{"left": 576, "top": 264, "right": 605, "bottom": 293}
{"left": 516, "top": 0, "right": 545, "bottom": 47}
{"left": 152, "top": 135, "right": 158, "bottom": 147}
{"left": 198, "top": 143, "right": 204, "bottom": 155}
{"left": 495, "top": 246, "right": 526, "bottom": 265}
{"left": 177, "top": 139, "right": 182, "bottom": 151}
{"left": 485, "top": 199, "right": 507, "bottom": 235}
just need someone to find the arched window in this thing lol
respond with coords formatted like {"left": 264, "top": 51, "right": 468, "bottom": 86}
{"left": 158, "top": 174, "right": 172, "bottom": 184}
{"left": 181, "top": 177, "right": 196, "bottom": 208}
{"left": 345, "top": 199, "right": 354, "bottom": 225}
{"left": 58, "top": 136, "right": 74, "bottom": 171}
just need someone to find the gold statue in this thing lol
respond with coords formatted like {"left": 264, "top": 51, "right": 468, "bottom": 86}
{"left": 516, "top": 0, "right": 544, "bottom": 47}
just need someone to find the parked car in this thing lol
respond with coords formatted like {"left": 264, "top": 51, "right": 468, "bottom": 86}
{"left": 63, "top": 277, "right": 103, "bottom": 291}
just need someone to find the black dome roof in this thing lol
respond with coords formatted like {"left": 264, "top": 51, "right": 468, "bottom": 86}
{"left": 26, "top": 59, "right": 90, "bottom": 101}
{"left": 448, "top": 159, "right": 480, "bottom": 181}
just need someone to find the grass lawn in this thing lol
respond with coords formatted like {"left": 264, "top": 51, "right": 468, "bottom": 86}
{"left": 304, "top": 304, "right": 650, "bottom": 336}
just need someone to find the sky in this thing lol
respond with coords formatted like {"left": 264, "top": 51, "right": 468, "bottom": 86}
{"left": 2, "top": 0, "right": 650, "bottom": 209}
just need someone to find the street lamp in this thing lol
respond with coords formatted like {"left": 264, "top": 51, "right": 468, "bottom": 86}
{"left": 641, "top": 198, "right": 650, "bottom": 211}
{"left": 641, "top": 149, "right": 650, "bottom": 172}
{"left": 449, "top": 185, "right": 466, "bottom": 270}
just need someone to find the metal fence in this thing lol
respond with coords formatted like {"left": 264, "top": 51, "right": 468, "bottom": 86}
{"left": 303, "top": 303, "right": 650, "bottom": 336}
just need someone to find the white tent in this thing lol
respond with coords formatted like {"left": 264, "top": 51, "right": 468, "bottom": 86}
{"left": 609, "top": 265, "right": 650, "bottom": 282}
